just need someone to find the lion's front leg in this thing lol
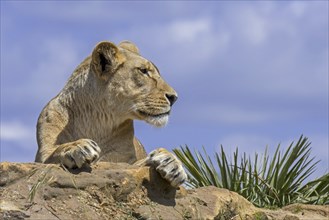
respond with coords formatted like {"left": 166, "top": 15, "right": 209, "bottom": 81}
{"left": 144, "top": 148, "right": 187, "bottom": 187}
{"left": 44, "top": 139, "right": 101, "bottom": 169}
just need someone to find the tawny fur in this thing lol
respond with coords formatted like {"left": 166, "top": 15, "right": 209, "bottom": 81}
{"left": 35, "top": 41, "right": 187, "bottom": 187}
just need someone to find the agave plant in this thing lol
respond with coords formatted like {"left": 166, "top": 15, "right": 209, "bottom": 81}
{"left": 297, "top": 173, "right": 329, "bottom": 205}
{"left": 173, "top": 135, "right": 328, "bottom": 208}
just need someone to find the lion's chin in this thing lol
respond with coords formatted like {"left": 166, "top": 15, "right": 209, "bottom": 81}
{"left": 144, "top": 114, "right": 169, "bottom": 127}
{"left": 137, "top": 110, "right": 170, "bottom": 127}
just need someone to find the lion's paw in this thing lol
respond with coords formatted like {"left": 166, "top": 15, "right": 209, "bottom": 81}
{"left": 146, "top": 148, "right": 187, "bottom": 187}
{"left": 60, "top": 139, "right": 101, "bottom": 169}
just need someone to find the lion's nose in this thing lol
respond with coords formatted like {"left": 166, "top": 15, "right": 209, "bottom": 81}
{"left": 165, "top": 94, "right": 178, "bottom": 106}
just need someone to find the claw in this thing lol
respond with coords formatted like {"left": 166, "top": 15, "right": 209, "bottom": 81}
{"left": 147, "top": 148, "right": 187, "bottom": 187}
{"left": 170, "top": 167, "right": 178, "bottom": 174}
{"left": 83, "top": 146, "right": 91, "bottom": 154}
{"left": 61, "top": 139, "right": 100, "bottom": 169}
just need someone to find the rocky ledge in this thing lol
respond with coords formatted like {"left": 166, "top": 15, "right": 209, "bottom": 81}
{"left": 0, "top": 162, "right": 328, "bottom": 220}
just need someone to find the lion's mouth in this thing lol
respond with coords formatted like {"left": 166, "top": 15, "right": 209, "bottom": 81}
{"left": 138, "top": 110, "right": 170, "bottom": 118}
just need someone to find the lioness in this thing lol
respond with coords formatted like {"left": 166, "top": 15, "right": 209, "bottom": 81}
{"left": 35, "top": 41, "right": 187, "bottom": 187}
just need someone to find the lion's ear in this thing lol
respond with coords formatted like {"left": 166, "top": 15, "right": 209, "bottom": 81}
{"left": 91, "top": 41, "right": 126, "bottom": 80}
{"left": 119, "top": 41, "right": 140, "bottom": 54}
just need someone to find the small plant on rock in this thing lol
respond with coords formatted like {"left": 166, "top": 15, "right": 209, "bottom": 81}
{"left": 173, "top": 135, "right": 329, "bottom": 208}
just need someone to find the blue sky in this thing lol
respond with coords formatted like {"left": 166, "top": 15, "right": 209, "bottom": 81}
{"left": 1, "top": 1, "right": 328, "bottom": 178}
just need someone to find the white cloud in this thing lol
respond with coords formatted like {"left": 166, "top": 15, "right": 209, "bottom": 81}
{"left": 237, "top": 8, "right": 268, "bottom": 45}
{"left": 0, "top": 121, "right": 37, "bottom": 162}
{"left": 219, "top": 134, "right": 274, "bottom": 152}
{"left": 10, "top": 2, "right": 126, "bottom": 23}
{"left": 168, "top": 18, "right": 211, "bottom": 43}
{"left": 30, "top": 38, "right": 81, "bottom": 98}
{"left": 2, "top": 37, "right": 82, "bottom": 104}
{"left": 135, "top": 17, "right": 231, "bottom": 75}
{"left": 205, "top": 105, "right": 270, "bottom": 124}
{"left": 1, "top": 121, "right": 33, "bottom": 142}
{"left": 177, "top": 104, "right": 273, "bottom": 125}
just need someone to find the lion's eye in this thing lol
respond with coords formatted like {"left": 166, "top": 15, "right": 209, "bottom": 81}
{"left": 139, "top": 68, "right": 149, "bottom": 75}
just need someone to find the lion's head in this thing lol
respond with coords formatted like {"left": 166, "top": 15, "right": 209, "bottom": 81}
{"left": 89, "top": 41, "right": 177, "bottom": 127}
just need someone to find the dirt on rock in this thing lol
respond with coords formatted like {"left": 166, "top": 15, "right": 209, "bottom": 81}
{"left": 0, "top": 162, "right": 328, "bottom": 220}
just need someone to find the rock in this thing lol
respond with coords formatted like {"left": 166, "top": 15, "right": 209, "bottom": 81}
{"left": 0, "top": 162, "right": 328, "bottom": 220}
